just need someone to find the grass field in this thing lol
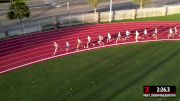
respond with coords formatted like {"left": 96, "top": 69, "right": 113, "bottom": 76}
{"left": 111, "top": 14, "right": 180, "bottom": 22}
{"left": 0, "top": 42, "right": 180, "bottom": 101}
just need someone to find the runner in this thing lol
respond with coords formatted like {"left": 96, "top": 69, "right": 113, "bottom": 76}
{"left": 76, "top": 37, "right": 83, "bottom": 50}
{"left": 124, "top": 30, "right": 131, "bottom": 41}
{"left": 86, "top": 35, "right": 91, "bottom": 48}
{"left": 168, "top": 28, "right": 174, "bottom": 39}
{"left": 66, "top": 40, "right": 70, "bottom": 52}
{"left": 107, "top": 32, "right": 112, "bottom": 43}
{"left": 135, "top": 30, "right": 140, "bottom": 42}
{"left": 152, "top": 28, "right": 158, "bottom": 40}
{"left": 98, "top": 34, "right": 104, "bottom": 46}
{"left": 53, "top": 41, "right": 60, "bottom": 55}
{"left": 116, "top": 32, "right": 123, "bottom": 43}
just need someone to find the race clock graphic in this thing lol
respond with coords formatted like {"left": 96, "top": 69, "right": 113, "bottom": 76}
{"left": 143, "top": 86, "right": 176, "bottom": 98}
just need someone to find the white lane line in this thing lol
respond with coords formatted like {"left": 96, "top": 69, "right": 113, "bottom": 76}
{"left": 0, "top": 38, "right": 180, "bottom": 74}
{"left": 0, "top": 24, "right": 176, "bottom": 54}
{"left": 0, "top": 22, "right": 177, "bottom": 47}
{"left": 0, "top": 27, "right": 152, "bottom": 55}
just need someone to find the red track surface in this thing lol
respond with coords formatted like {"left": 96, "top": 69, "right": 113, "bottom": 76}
{"left": 0, "top": 22, "right": 180, "bottom": 74}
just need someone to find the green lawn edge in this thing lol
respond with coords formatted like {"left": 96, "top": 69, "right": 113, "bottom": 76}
{"left": 100, "top": 14, "right": 180, "bottom": 24}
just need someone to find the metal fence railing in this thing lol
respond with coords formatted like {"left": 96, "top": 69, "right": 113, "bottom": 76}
{"left": 0, "top": 5, "right": 180, "bottom": 39}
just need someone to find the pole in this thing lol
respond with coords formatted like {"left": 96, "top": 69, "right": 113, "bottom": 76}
{"left": 38, "top": 18, "right": 41, "bottom": 32}
{"left": 21, "top": 21, "right": 25, "bottom": 34}
{"left": 109, "top": 0, "right": 112, "bottom": 22}
{"left": 82, "top": 14, "right": 85, "bottom": 24}
{"left": 140, "top": 0, "right": 143, "bottom": 9}
{"left": 67, "top": 2, "right": 71, "bottom": 26}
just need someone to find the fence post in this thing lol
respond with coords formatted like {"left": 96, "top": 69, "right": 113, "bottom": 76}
{"left": 22, "top": 21, "right": 25, "bottom": 34}
{"left": 120, "top": 11, "right": 123, "bottom": 20}
{"left": 96, "top": 12, "right": 100, "bottom": 23}
{"left": 135, "top": 9, "right": 138, "bottom": 19}
{"left": 173, "top": 6, "right": 175, "bottom": 14}
{"left": 5, "top": 30, "right": 9, "bottom": 38}
{"left": 94, "top": 12, "right": 98, "bottom": 23}
{"left": 98, "top": 12, "right": 100, "bottom": 23}
{"left": 69, "top": 15, "right": 71, "bottom": 27}
{"left": 52, "top": 16, "right": 57, "bottom": 29}
{"left": 132, "top": 9, "right": 136, "bottom": 19}
{"left": 38, "top": 18, "right": 41, "bottom": 32}
{"left": 82, "top": 14, "right": 85, "bottom": 24}
{"left": 164, "top": 6, "right": 168, "bottom": 16}
{"left": 143, "top": 9, "right": 145, "bottom": 18}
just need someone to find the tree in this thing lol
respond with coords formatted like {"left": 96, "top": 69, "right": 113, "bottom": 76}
{"left": 7, "top": 0, "right": 30, "bottom": 22}
{"left": 133, "top": 0, "right": 151, "bottom": 9}
{"left": 89, "top": 0, "right": 100, "bottom": 22}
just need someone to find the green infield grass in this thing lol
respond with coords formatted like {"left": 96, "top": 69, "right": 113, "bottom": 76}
{"left": 0, "top": 41, "right": 180, "bottom": 101}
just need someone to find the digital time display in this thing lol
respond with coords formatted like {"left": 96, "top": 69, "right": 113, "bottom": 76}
{"left": 143, "top": 86, "right": 176, "bottom": 98}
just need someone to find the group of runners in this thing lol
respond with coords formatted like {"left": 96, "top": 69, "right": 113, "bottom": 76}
{"left": 168, "top": 27, "right": 179, "bottom": 39}
{"left": 53, "top": 27, "right": 179, "bottom": 55}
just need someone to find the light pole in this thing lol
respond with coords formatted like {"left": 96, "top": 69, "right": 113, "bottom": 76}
{"left": 67, "top": 1, "right": 71, "bottom": 26}
{"left": 109, "top": 0, "right": 112, "bottom": 22}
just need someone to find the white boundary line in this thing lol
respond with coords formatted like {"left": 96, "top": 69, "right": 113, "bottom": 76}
{"left": 0, "top": 38, "right": 180, "bottom": 74}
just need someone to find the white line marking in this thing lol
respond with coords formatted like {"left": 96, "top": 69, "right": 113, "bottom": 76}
{"left": 0, "top": 38, "right": 180, "bottom": 74}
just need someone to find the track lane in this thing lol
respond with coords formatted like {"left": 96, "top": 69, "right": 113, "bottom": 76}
{"left": 0, "top": 22, "right": 180, "bottom": 74}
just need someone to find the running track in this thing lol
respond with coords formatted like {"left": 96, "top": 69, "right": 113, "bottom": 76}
{"left": 0, "top": 22, "right": 180, "bottom": 74}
